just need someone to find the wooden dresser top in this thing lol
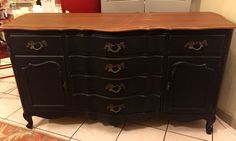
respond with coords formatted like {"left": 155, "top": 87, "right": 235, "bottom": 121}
{"left": 3, "top": 12, "right": 236, "bottom": 31}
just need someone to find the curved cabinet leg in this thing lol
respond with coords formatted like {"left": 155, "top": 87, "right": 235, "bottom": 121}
{"left": 206, "top": 115, "right": 216, "bottom": 134}
{"left": 23, "top": 112, "right": 33, "bottom": 129}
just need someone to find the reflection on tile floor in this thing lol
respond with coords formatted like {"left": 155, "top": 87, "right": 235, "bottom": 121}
{"left": 1, "top": 58, "right": 236, "bottom": 141}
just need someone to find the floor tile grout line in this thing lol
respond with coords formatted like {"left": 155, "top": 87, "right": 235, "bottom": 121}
{"left": 115, "top": 122, "right": 126, "bottom": 141}
{"left": 3, "top": 117, "right": 70, "bottom": 140}
{"left": 167, "top": 130, "right": 208, "bottom": 141}
{"left": 0, "top": 116, "right": 5, "bottom": 120}
{"left": 0, "top": 81, "right": 16, "bottom": 85}
{"left": 163, "top": 120, "right": 169, "bottom": 141}
{"left": 5, "top": 118, "right": 26, "bottom": 126}
{"left": 132, "top": 121, "right": 167, "bottom": 132}
{"left": 1, "top": 87, "right": 17, "bottom": 94}
{"left": 5, "top": 107, "right": 22, "bottom": 120}
{"left": 31, "top": 130, "right": 69, "bottom": 141}
{"left": 5, "top": 93, "right": 19, "bottom": 97}
{"left": 6, "top": 118, "right": 46, "bottom": 130}
{"left": 35, "top": 127, "right": 71, "bottom": 139}
{"left": 1, "top": 92, "right": 19, "bottom": 97}
{"left": 0, "top": 93, "right": 6, "bottom": 98}
{"left": 69, "top": 138, "right": 80, "bottom": 141}
{"left": 5, "top": 116, "right": 73, "bottom": 140}
{"left": 212, "top": 129, "right": 214, "bottom": 141}
{"left": 4, "top": 87, "right": 17, "bottom": 94}
{"left": 69, "top": 118, "right": 87, "bottom": 140}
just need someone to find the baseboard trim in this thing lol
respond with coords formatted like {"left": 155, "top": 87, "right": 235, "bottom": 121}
{"left": 216, "top": 108, "right": 236, "bottom": 130}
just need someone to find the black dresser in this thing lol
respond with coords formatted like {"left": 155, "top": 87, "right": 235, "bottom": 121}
{"left": 3, "top": 13, "right": 236, "bottom": 134}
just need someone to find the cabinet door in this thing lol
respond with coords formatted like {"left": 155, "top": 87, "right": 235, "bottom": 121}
{"left": 14, "top": 57, "right": 68, "bottom": 111}
{"left": 166, "top": 57, "right": 221, "bottom": 113}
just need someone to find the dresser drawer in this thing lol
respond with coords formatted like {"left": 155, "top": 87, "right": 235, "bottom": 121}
{"left": 8, "top": 34, "right": 64, "bottom": 55}
{"left": 72, "top": 94, "right": 160, "bottom": 114}
{"left": 67, "top": 34, "right": 166, "bottom": 57}
{"left": 70, "top": 75, "right": 162, "bottom": 97}
{"left": 69, "top": 56, "right": 164, "bottom": 76}
{"left": 169, "top": 35, "right": 225, "bottom": 55}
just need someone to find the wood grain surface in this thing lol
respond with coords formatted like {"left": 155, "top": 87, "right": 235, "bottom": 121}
{"left": 3, "top": 12, "right": 236, "bottom": 31}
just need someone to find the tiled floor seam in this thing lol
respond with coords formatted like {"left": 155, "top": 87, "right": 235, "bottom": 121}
{"left": 132, "top": 121, "right": 167, "bottom": 132}
{"left": 6, "top": 93, "right": 19, "bottom": 97}
{"left": 69, "top": 138, "right": 80, "bottom": 141}
{"left": 36, "top": 127, "right": 71, "bottom": 139}
{"left": 162, "top": 120, "right": 169, "bottom": 141}
{"left": 5, "top": 107, "right": 22, "bottom": 120}
{"left": 3, "top": 119, "right": 69, "bottom": 140}
{"left": 212, "top": 130, "right": 214, "bottom": 141}
{"left": 1, "top": 87, "right": 16, "bottom": 94}
{"left": 5, "top": 118, "right": 26, "bottom": 127}
{"left": 114, "top": 122, "right": 126, "bottom": 141}
{"left": 0, "top": 93, "right": 6, "bottom": 98}
{"left": 69, "top": 118, "right": 87, "bottom": 140}
{"left": 167, "top": 130, "right": 209, "bottom": 141}
{"left": 5, "top": 118, "right": 45, "bottom": 130}
{"left": 0, "top": 116, "right": 5, "bottom": 120}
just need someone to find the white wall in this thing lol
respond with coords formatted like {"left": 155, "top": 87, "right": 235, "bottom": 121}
{"left": 200, "top": 0, "right": 236, "bottom": 129}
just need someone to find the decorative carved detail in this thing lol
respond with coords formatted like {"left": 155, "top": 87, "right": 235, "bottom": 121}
{"left": 21, "top": 61, "right": 61, "bottom": 72}
{"left": 170, "top": 61, "right": 215, "bottom": 78}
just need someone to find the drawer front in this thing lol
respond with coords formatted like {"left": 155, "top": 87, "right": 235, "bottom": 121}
{"left": 70, "top": 75, "right": 162, "bottom": 97}
{"left": 169, "top": 35, "right": 225, "bottom": 55}
{"left": 69, "top": 56, "right": 164, "bottom": 76}
{"left": 72, "top": 94, "right": 160, "bottom": 114}
{"left": 8, "top": 34, "right": 64, "bottom": 55}
{"left": 67, "top": 34, "right": 166, "bottom": 57}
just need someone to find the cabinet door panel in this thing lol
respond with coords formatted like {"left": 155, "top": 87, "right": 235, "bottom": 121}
{"left": 14, "top": 57, "right": 67, "bottom": 111}
{"left": 167, "top": 57, "right": 221, "bottom": 113}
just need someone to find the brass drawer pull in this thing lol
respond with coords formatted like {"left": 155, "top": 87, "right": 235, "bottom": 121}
{"left": 184, "top": 40, "right": 208, "bottom": 51}
{"left": 104, "top": 42, "right": 125, "bottom": 53}
{"left": 105, "top": 83, "right": 125, "bottom": 94}
{"left": 107, "top": 104, "right": 125, "bottom": 113}
{"left": 26, "top": 40, "right": 48, "bottom": 51}
{"left": 105, "top": 63, "right": 125, "bottom": 74}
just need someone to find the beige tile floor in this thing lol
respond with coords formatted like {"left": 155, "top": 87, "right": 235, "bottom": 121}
{"left": 1, "top": 57, "right": 236, "bottom": 141}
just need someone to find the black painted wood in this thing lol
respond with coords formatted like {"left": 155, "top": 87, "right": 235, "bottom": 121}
{"left": 167, "top": 57, "right": 221, "bottom": 113}
{"left": 14, "top": 57, "right": 68, "bottom": 111}
{"left": 68, "top": 55, "right": 164, "bottom": 77}
{"left": 4, "top": 29, "right": 233, "bottom": 134}
{"left": 70, "top": 75, "right": 163, "bottom": 97}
